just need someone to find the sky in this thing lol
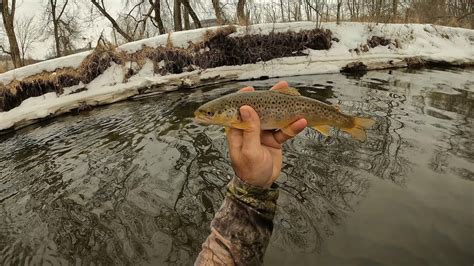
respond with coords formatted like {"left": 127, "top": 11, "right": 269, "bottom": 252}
{"left": 8, "top": 0, "right": 122, "bottom": 60}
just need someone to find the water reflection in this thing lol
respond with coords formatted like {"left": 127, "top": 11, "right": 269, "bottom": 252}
{"left": 426, "top": 88, "right": 473, "bottom": 180}
{"left": 0, "top": 68, "right": 473, "bottom": 265}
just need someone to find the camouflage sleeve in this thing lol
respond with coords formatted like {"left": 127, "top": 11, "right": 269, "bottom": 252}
{"left": 195, "top": 176, "right": 279, "bottom": 266}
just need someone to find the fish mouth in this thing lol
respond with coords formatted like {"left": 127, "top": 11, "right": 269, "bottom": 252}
{"left": 194, "top": 113, "right": 213, "bottom": 124}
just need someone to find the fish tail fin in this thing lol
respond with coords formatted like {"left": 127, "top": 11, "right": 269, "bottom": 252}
{"left": 342, "top": 117, "right": 375, "bottom": 141}
{"left": 354, "top": 117, "right": 375, "bottom": 129}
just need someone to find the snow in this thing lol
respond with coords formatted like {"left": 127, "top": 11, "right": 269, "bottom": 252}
{"left": 0, "top": 51, "right": 91, "bottom": 84}
{"left": 0, "top": 79, "right": 149, "bottom": 130}
{"left": 129, "top": 59, "right": 156, "bottom": 82}
{"left": 118, "top": 26, "right": 225, "bottom": 53}
{"left": 85, "top": 62, "right": 125, "bottom": 89}
{"left": 0, "top": 22, "right": 473, "bottom": 131}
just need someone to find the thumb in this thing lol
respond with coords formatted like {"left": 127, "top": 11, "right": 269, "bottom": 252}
{"left": 240, "top": 105, "right": 261, "bottom": 151}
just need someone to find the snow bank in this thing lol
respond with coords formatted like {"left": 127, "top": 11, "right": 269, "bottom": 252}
{"left": 0, "top": 22, "right": 473, "bottom": 132}
{"left": 0, "top": 51, "right": 91, "bottom": 84}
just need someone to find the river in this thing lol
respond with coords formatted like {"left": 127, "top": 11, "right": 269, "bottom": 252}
{"left": 1, "top": 68, "right": 473, "bottom": 265}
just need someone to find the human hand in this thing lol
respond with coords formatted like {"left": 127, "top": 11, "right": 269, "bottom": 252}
{"left": 226, "top": 81, "right": 307, "bottom": 188}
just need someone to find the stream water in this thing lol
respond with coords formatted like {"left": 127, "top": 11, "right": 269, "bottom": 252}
{"left": 0, "top": 68, "right": 473, "bottom": 265}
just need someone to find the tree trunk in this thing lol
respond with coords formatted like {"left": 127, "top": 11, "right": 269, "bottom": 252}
{"left": 279, "top": 0, "right": 285, "bottom": 21}
{"left": 91, "top": 0, "right": 134, "bottom": 42}
{"left": 183, "top": 6, "right": 190, "bottom": 29}
{"left": 50, "top": 0, "right": 61, "bottom": 57}
{"left": 323, "top": 3, "right": 327, "bottom": 21}
{"left": 376, "top": 0, "right": 382, "bottom": 21}
{"left": 392, "top": 0, "right": 398, "bottom": 21}
{"left": 1, "top": 0, "right": 23, "bottom": 68}
{"left": 237, "top": 0, "right": 247, "bottom": 25}
{"left": 287, "top": 0, "right": 291, "bottom": 21}
{"left": 297, "top": 0, "right": 302, "bottom": 20}
{"left": 112, "top": 28, "right": 118, "bottom": 45}
{"left": 337, "top": 0, "right": 342, "bottom": 24}
{"left": 181, "top": 0, "right": 201, "bottom": 28}
{"left": 173, "top": 0, "right": 182, "bottom": 31}
{"left": 212, "top": 0, "right": 224, "bottom": 24}
{"left": 150, "top": 0, "right": 165, "bottom": 34}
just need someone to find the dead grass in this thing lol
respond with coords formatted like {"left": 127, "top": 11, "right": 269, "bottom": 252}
{"left": 0, "top": 43, "right": 126, "bottom": 112}
{"left": 78, "top": 43, "right": 125, "bottom": 83}
{"left": 367, "top": 36, "right": 392, "bottom": 48}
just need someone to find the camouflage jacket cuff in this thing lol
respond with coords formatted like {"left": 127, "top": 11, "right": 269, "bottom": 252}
{"left": 227, "top": 176, "right": 279, "bottom": 221}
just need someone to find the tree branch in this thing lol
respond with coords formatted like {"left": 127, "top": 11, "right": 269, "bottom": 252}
{"left": 11, "top": 0, "right": 15, "bottom": 16}
{"left": 91, "top": 0, "right": 134, "bottom": 42}
{"left": 58, "top": 0, "right": 68, "bottom": 19}
{"left": 0, "top": 45, "right": 12, "bottom": 55}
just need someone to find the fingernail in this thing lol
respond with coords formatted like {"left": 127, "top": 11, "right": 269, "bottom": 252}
{"left": 240, "top": 108, "right": 250, "bottom": 120}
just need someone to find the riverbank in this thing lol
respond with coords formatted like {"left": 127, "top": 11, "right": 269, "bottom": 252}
{"left": 0, "top": 22, "right": 473, "bottom": 132}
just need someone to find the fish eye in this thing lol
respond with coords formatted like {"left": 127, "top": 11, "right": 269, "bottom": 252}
{"left": 206, "top": 111, "right": 213, "bottom": 116}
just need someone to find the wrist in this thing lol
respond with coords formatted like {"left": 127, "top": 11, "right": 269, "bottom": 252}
{"left": 233, "top": 167, "right": 275, "bottom": 188}
{"left": 236, "top": 174, "right": 273, "bottom": 188}
{"left": 226, "top": 176, "right": 279, "bottom": 220}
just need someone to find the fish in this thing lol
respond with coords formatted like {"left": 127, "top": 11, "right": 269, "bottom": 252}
{"left": 194, "top": 86, "right": 375, "bottom": 141}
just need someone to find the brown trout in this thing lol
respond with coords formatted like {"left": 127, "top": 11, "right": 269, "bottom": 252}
{"left": 194, "top": 86, "right": 375, "bottom": 141}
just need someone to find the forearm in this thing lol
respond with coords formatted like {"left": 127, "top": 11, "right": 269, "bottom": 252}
{"left": 195, "top": 176, "right": 279, "bottom": 266}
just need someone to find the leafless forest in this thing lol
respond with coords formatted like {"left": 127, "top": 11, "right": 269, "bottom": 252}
{"left": 0, "top": 0, "right": 472, "bottom": 71}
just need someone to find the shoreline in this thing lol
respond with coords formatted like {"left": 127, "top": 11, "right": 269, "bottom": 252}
{"left": 0, "top": 22, "right": 473, "bottom": 133}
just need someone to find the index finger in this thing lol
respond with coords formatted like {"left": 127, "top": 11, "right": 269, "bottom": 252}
{"left": 270, "top": 81, "right": 289, "bottom": 90}
{"left": 238, "top": 86, "right": 255, "bottom": 92}
{"left": 273, "top": 118, "right": 307, "bottom": 145}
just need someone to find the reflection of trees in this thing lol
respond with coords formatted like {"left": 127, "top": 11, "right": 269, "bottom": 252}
{"left": 426, "top": 89, "right": 473, "bottom": 180}
{"left": 260, "top": 74, "right": 412, "bottom": 253}
{"left": 429, "top": 89, "right": 473, "bottom": 118}
{"left": 4, "top": 69, "right": 472, "bottom": 264}
{"left": 0, "top": 92, "right": 234, "bottom": 265}
{"left": 0, "top": 75, "right": 412, "bottom": 264}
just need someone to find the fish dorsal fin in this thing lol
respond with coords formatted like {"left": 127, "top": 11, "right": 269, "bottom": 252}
{"left": 271, "top": 86, "right": 301, "bottom": 96}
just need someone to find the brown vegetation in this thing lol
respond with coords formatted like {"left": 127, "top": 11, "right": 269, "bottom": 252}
{"left": 0, "top": 43, "right": 126, "bottom": 111}
{"left": 367, "top": 36, "right": 392, "bottom": 48}
{"left": 340, "top": 61, "right": 368, "bottom": 74}
{"left": 404, "top": 57, "right": 426, "bottom": 68}
{"left": 193, "top": 27, "right": 331, "bottom": 68}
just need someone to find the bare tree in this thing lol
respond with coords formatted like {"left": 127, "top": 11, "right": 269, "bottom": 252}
{"left": 120, "top": 0, "right": 158, "bottom": 40}
{"left": 15, "top": 15, "right": 41, "bottom": 64}
{"left": 183, "top": 5, "right": 190, "bottom": 29}
{"left": 46, "top": 0, "right": 82, "bottom": 57}
{"left": 48, "top": 0, "right": 68, "bottom": 57}
{"left": 91, "top": 0, "right": 134, "bottom": 42}
{"left": 173, "top": 0, "right": 182, "bottom": 31}
{"left": 392, "top": 0, "right": 398, "bottom": 21}
{"left": 237, "top": 0, "right": 247, "bottom": 25}
{"left": 279, "top": 0, "right": 285, "bottom": 21}
{"left": 212, "top": 0, "right": 224, "bottom": 24}
{"left": 305, "top": 0, "right": 325, "bottom": 27}
{"left": 336, "top": 0, "right": 342, "bottom": 23}
{"left": 149, "top": 0, "right": 166, "bottom": 34}
{"left": 1, "top": 0, "right": 22, "bottom": 67}
{"left": 180, "top": 0, "right": 201, "bottom": 28}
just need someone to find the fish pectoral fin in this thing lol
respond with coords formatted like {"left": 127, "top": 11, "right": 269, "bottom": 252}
{"left": 312, "top": 125, "right": 331, "bottom": 136}
{"left": 270, "top": 86, "right": 301, "bottom": 96}
{"left": 224, "top": 126, "right": 231, "bottom": 134}
{"left": 281, "top": 125, "right": 297, "bottom": 137}
{"left": 341, "top": 116, "right": 374, "bottom": 141}
{"left": 230, "top": 121, "right": 251, "bottom": 130}
{"left": 342, "top": 127, "right": 367, "bottom": 141}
